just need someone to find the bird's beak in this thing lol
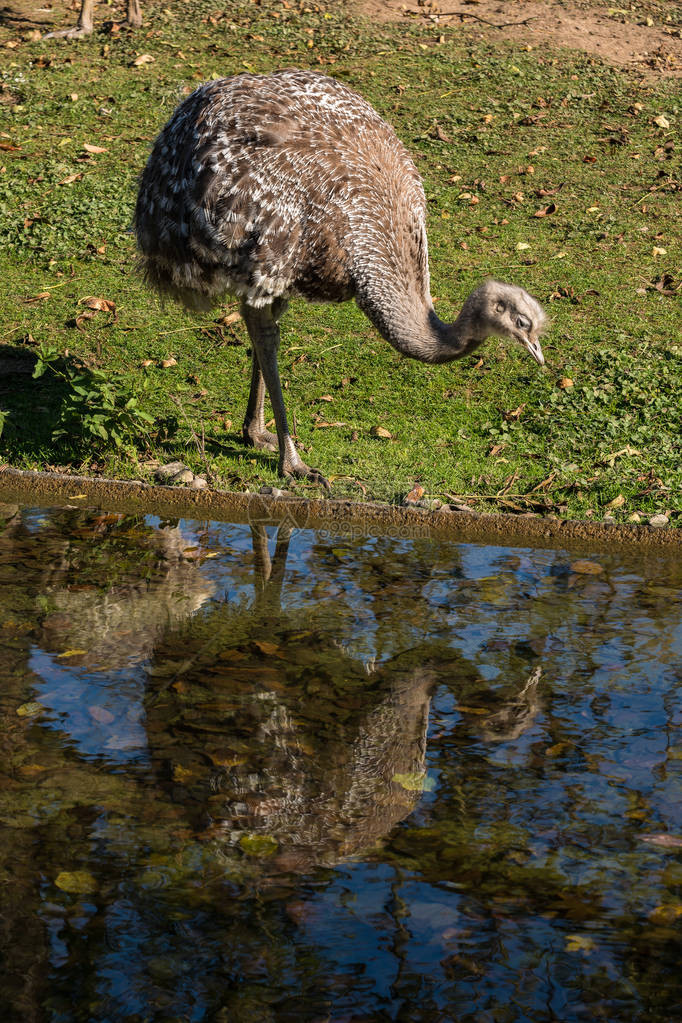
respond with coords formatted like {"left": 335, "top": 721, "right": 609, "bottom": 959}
{"left": 523, "top": 336, "right": 545, "bottom": 367}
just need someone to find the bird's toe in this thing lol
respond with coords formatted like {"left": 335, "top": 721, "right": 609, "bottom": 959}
{"left": 282, "top": 461, "right": 331, "bottom": 492}
{"left": 243, "top": 428, "right": 279, "bottom": 453}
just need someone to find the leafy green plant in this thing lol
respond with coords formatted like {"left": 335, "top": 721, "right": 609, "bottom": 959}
{"left": 32, "top": 344, "right": 154, "bottom": 453}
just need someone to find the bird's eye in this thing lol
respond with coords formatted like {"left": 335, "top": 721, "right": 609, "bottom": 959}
{"left": 516, "top": 314, "right": 532, "bottom": 332}
{"left": 495, "top": 301, "right": 506, "bottom": 314}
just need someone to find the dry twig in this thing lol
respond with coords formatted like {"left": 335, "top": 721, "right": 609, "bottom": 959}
{"left": 171, "top": 394, "right": 217, "bottom": 484}
{"left": 437, "top": 9, "right": 537, "bottom": 28}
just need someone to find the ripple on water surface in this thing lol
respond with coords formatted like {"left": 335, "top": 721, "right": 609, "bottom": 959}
{"left": 0, "top": 502, "right": 681, "bottom": 1021}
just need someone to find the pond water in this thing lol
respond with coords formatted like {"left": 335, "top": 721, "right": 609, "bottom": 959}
{"left": 0, "top": 500, "right": 681, "bottom": 1022}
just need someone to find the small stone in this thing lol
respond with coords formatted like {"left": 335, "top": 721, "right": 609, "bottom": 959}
{"left": 155, "top": 461, "right": 187, "bottom": 482}
{"left": 627, "top": 512, "right": 642, "bottom": 524}
{"left": 189, "top": 476, "right": 208, "bottom": 490}
{"left": 170, "top": 468, "right": 195, "bottom": 485}
{"left": 602, "top": 515, "right": 617, "bottom": 525}
{"left": 648, "top": 514, "right": 669, "bottom": 528}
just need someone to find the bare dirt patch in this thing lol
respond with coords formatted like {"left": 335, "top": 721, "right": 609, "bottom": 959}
{"left": 360, "top": 0, "right": 682, "bottom": 77}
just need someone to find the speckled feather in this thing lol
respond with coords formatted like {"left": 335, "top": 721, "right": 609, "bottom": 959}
{"left": 135, "top": 69, "right": 545, "bottom": 485}
{"left": 135, "top": 69, "right": 428, "bottom": 316}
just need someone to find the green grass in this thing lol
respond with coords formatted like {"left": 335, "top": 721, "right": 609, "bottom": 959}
{"left": 0, "top": 0, "right": 680, "bottom": 521}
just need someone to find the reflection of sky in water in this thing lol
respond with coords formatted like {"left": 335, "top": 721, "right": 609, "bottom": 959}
{"left": 30, "top": 648, "right": 150, "bottom": 764}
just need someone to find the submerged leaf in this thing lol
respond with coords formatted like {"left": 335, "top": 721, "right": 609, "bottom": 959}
{"left": 392, "top": 772, "right": 436, "bottom": 793}
{"left": 55, "top": 870, "right": 98, "bottom": 894}
{"left": 239, "top": 833, "right": 279, "bottom": 857}
{"left": 16, "top": 701, "right": 43, "bottom": 717}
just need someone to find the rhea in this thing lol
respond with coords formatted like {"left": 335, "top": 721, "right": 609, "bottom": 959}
{"left": 135, "top": 69, "right": 546, "bottom": 488}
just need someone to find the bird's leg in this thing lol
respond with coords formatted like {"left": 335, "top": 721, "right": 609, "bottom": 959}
{"left": 241, "top": 302, "right": 330, "bottom": 490}
{"left": 242, "top": 297, "right": 288, "bottom": 452}
{"left": 124, "top": 0, "right": 142, "bottom": 27}
{"left": 250, "top": 521, "right": 293, "bottom": 609}
{"left": 242, "top": 353, "right": 278, "bottom": 453}
{"left": 44, "top": 0, "right": 95, "bottom": 37}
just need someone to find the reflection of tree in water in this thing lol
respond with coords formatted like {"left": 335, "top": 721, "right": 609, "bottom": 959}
{"left": 0, "top": 505, "right": 216, "bottom": 1022}
{"left": 37, "top": 512, "right": 214, "bottom": 668}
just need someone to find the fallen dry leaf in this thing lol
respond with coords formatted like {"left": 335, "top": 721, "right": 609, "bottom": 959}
{"left": 570, "top": 560, "right": 604, "bottom": 575}
{"left": 160, "top": 357, "right": 177, "bottom": 368}
{"left": 253, "top": 640, "right": 284, "bottom": 657}
{"left": 602, "top": 445, "right": 641, "bottom": 466}
{"left": 431, "top": 124, "right": 451, "bottom": 142}
{"left": 533, "top": 202, "right": 557, "bottom": 218}
{"left": 370, "top": 425, "right": 393, "bottom": 439}
{"left": 641, "top": 833, "right": 682, "bottom": 849}
{"left": 653, "top": 114, "right": 670, "bottom": 129}
{"left": 75, "top": 310, "right": 98, "bottom": 329}
{"left": 558, "top": 377, "right": 574, "bottom": 389}
{"left": 89, "top": 705, "right": 115, "bottom": 725}
{"left": 503, "top": 403, "right": 526, "bottom": 421}
{"left": 605, "top": 494, "right": 626, "bottom": 509}
{"left": 131, "top": 53, "right": 155, "bottom": 66}
{"left": 404, "top": 484, "right": 425, "bottom": 504}
{"left": 58, "top": 172, "right": 83, "bottom": 185}
{"left": 312, "top": 420, "right": 346, "bottom": 429}
{"left": 80, "top": 295, "right": 116, "bottom": 314}
{"left": 83, "top": 143, "right": 107, "bottom": 154}
{"left": 216, "top": 310, "right": 241, "bottom": 326}
{"left": 649, "top": 904, "right": 682, "bottom": 925}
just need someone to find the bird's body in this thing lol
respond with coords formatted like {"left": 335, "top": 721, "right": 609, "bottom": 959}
{"left": 136, "top": 69, "right": 546, "bottom": 486}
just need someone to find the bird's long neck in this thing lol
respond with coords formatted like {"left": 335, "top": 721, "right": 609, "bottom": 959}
{"left": 357, "top": 289, "right": 483, "bottom": 365}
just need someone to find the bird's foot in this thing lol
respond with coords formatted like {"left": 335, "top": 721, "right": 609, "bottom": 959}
{"left": 281, "top": 458, "right": 331, "bottom": 492}
{"left": 242, "top": 425, "right": 278, "bottom": 453}
{"left": 43, "top": 26, "right": 93, "bottom": 38}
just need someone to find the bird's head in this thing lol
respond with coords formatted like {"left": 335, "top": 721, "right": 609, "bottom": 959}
{"left": 461, "top": 280, "right": 546, "bottom": 366}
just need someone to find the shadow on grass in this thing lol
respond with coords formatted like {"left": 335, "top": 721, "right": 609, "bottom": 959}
{"left": 204, "top": 434, "right": 280, "bottom": 469}
{"left": 0, "top": 344, "right": 72, "bottom": 463}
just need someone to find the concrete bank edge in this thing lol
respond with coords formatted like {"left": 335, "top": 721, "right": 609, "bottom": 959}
{"left": 0, "top": 467, "right": 679, "bottom": 553}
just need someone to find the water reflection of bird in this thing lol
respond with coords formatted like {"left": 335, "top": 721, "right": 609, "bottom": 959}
{"left": 144, "top": 520, "right": 442, "bottom": 871}
{"left": 479, "top": 667, "right": 543, "bottom": 742}
{"left": 135, "top": 68, "right": 546, "bottom": 487}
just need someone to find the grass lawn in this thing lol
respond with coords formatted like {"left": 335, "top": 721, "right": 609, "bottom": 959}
{"left": 0, "top": 0, "right": 680, "bottom": 521}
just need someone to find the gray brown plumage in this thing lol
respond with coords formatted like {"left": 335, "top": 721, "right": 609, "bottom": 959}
{"left": 135, "top": 69, "right": 546, "bottom": 487}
